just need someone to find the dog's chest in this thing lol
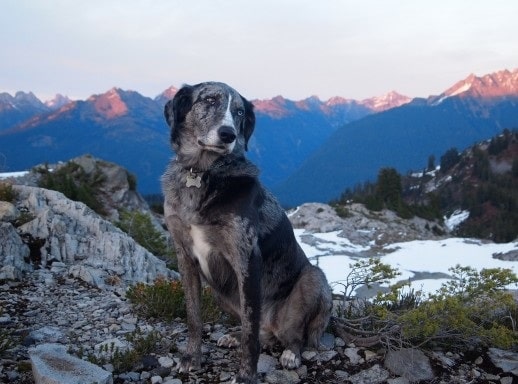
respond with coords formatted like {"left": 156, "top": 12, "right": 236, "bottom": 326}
{"left": 189, "top": 224, "right": 212, "bottom": 279}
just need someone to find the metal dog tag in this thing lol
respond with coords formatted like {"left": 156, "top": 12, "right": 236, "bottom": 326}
{"left": 186, "top": 173, "right": 202, "bottom": 188}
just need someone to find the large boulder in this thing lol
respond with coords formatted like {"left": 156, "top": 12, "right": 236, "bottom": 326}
{"left": 29, "top": 343, "right": 112, "bottom": 384}
{"left": 12, "top": 185, "right": 177, "bottom": 288}
{"left": 69, "top": 155, "right": 149, "bottom": 220}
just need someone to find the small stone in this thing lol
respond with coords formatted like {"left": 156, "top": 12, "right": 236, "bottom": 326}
{"left": 344, "top": 347, "right": 362, "bottom": 365}
{"left": 500, "top": 377, "right": 513, "bottom": 384}
{"left": 151, "top": 375, "right": 163, "bottom": 384}
{"left": 158, "top": 356, "right": 175, "bottom": 368}
{"left": 474, "top": 356, "right": 483, "bottom": 365}
{"left": 335, "top": 337, "right": 346, "bottom": 347}
{"left": 364, "top": 350, "right": 378, "bottom": 361}
{"left": 317, "top": 350, "right": 337, "bottom": 362}
{"left": 302, "top": 350, "right": 317, "bottom": 361}
{"left": 265, "top": 369, "right": 300, "bottom": 384}
{"left": 319, "top": 332, "right": 335, "bottom": 350}
{"left": 163, "top": 379, "right": 182, "bottom": 384}
{"left": 296, "top": 364, "right": 307, "bottom": 379}
{"left": 220, "top": 371, "right": 232, "bottom": 381}
{"left": 335, "top": 370, "right": 350, "bottom": 380}
{"left": 258, "top": 353, "right": 278, "bottom": 373}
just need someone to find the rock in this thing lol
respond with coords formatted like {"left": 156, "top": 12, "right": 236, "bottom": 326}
{"left": 387, "top": 378, "right": 411, "bottom": 384}
{"left": 29, "top": 326, "right": 67, "bottom": 344}
{"left": 13, "top": 185, "right": 178, "bottom": 288}
{"left": 288, "top": 203, "right": 344, "bottom": 232}
{"left": 384, "top": 348, "right": 435, "bottom": 382}
{"left": 316, "top": 350, "right": 337, "bottom": 362}
{"left": 289, "top": 202, "right": 447, "bottom": 251}
{"left": 264, "top": 369, "right": 300, "bottom": 384}
{"left": 344, "top": 347, "right": 362, "bottom": 365}
{"left": 0, "top": 201, "right": 20, "bottom": 222}
{"left": 301, "top": 350, "right": 317, "bottom": 361}
{"left": 257, "top": 353, "right": 278, "bottom": 373}
{"left": 348, "top": 364, "right": 390, "bottom": 384}
{"left": 0, "top": 222, "right": 32, "bottom": 280}
{"left": 319, "top": 332, "right": 335, "bottom": 350}
{"left": 488, "top": 348, "right": 518, "bottom": 376}
{"left": 54, "top": 155, "right": 150, "bottom": 221}
{"left": 29, "top": 343, "right": 112, "bottom": 384}
{"left": 158, "top": 356, "right": 175, "bottom": 369}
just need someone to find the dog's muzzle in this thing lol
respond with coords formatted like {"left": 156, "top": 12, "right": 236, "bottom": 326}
{"left": 218, "top": 126, "right": 237, "bottom": 144}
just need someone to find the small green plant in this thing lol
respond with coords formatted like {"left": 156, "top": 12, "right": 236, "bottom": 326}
{"left": 126, "top": 277, "right": 223, "bottom": 323}
{"left": 86, "top": 329, "right": 166, "bottom": 373}
{"left": 332, "top": 204, "right": 350, "bottom": 218}
{"left": 37, "top": 162, "right": 106, "bottom": 215}
{"left": 116, "top": 210, "right": 177, "bottom": 269}
{"left": 0, "top": 182, "right": 16, "bottom": 202}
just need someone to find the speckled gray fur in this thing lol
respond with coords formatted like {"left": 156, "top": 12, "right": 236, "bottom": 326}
{"left": 161, "top": 82, "right": 332, "bottom": 383}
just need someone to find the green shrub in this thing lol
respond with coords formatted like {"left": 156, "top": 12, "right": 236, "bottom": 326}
{"left": 338, "top": 261, "right": 518, "bottom": 351}
{"left": 126, "top": 277, "right": 223, "bottom": 323}
{"left": 116, "top": 210, "right": 177, "bottom": 269}
{"left": 0, "top": 182, "right": 16, "bottom": 202}
{"left": 37, "top": 162, "right": 106, "bottom": 215}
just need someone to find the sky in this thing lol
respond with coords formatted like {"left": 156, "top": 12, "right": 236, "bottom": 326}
{"left": 2, "top": 0, "right": 518, "bottom": 102}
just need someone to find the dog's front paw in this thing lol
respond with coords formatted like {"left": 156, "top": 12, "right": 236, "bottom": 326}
{"left": 177, "top": 354, "right": 201, "bottom": 373}
{"left": 280, "top": 349, "right": 301, "bottom": 369}
{"left": 217, "top": 334, "right": 240, "bottom": 348}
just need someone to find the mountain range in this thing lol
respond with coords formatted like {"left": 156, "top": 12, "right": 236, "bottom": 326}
{"left": 1, "top": 68, "right": 517, "bottom": 206}
{"left": 274, "top": 68, "right": 518, "bottom": 205}
{"left": 0, "top": 83, "right": 409, "bottom": 194}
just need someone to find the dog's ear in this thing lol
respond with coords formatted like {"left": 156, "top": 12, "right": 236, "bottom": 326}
{"left": 241, "top": 96, "right": 255, "bottom": 151}
{"left": 164, "top": 85, "right": 193, "bottom": 145}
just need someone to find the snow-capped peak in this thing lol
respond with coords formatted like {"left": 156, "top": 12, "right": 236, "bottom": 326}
{"left": 431, "top": 68, "right": 518, "bottom": 105}
{"left": 44, "top": 94, "right": 72, "bottom": 110}
{"left": 360, "top": 91, "right": 412, "bottom": 112}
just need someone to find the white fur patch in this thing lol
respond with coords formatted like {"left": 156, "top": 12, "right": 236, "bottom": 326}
{"left": 221, "top": 93, "right": 234, "bottom": 126}
{"left": 280, "top": 349, "right": 301, "bottom": 369}
{"left": 190, "top": 225, "right": 211, "bottom": 279}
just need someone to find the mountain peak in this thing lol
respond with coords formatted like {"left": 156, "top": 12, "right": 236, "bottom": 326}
{"left": 432, "top": 68, "right": 518, "bottom": 105}
{"left": 360, "top": 91, "right": 412, "bottom": 112}
{"left": 88, "top": 88, "right": 128, "bottom": 119}
{"left": 44, "top": 94, "right": 72, "bottom": 110}
{"left": 253, "top": 96, "right": 290, "bottom": 118}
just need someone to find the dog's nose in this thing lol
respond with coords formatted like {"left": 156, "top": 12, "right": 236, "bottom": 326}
{"left": 218, "top": 126, "right": 237, "bottom": 144}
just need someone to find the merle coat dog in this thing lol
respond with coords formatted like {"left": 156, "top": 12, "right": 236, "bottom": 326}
{"left": 161, "top": 82, "right": 332, "bottom": 384}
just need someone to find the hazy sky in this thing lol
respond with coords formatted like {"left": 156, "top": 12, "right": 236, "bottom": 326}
{"left": 2, "top": 0, "right": 518, "bottom": 102}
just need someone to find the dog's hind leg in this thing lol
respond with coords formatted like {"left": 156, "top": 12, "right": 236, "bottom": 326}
{"left": 275, "top": 265, "right": 332, "bottom": 369}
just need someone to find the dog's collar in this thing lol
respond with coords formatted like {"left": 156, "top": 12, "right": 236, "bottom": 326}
{"left": 180, "top": 157, "right": 229, "bottom": 188}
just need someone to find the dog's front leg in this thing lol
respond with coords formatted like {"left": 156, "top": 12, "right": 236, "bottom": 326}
{"left": 176, "top": 247, "right": 203, "bottom": 372}
{"left": 233, "top": 248, "right": 261, "bottom": 384}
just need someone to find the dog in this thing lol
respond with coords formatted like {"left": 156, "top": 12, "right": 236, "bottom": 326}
{"left": 161, "top": 82, "right": 332, "bottom": 383}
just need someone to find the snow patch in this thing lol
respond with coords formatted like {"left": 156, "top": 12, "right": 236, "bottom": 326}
{"left": 0, "top": 171, "right": 30, "bottom": 179}
{"left": 444, "top": 210, "right": 470, "bottom": 231}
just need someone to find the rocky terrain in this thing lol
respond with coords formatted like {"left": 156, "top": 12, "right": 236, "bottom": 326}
{"left": 1, "top": 159, "right": 518, "bottom": 383}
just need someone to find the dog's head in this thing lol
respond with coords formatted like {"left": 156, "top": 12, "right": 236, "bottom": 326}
{"left": 164, "top": 82, "right": 255, "bottom": 169}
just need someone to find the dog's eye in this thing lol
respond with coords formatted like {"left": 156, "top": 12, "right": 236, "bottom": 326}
{"left": 204, "top": 97, "right": 216, "bottom": 105}
{"left": 237, "top": 109, "right": 245, "bottom": 116}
